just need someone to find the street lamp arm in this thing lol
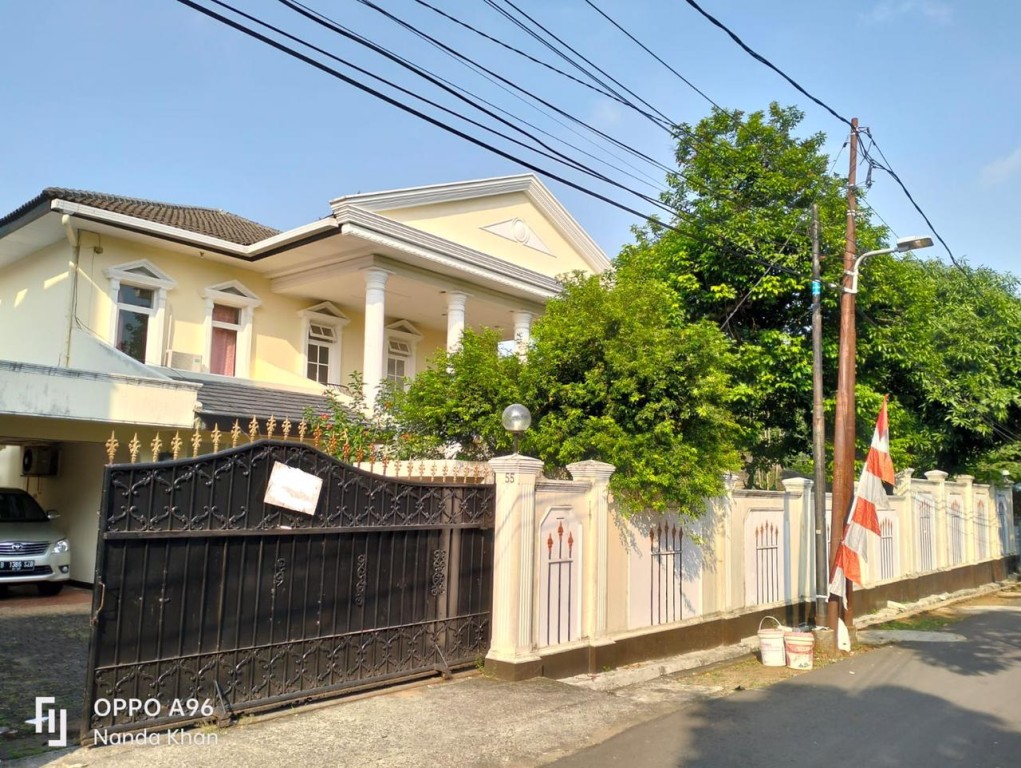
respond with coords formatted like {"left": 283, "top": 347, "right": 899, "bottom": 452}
{"left": 843, "top": 247, "right": 896, "bottom": 294}
{"left": 843, "top": 236, "right": 933, "bottom": 294}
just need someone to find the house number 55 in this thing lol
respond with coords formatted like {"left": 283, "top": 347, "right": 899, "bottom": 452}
{"left": 504, "top": 473, "right": 515, "bottom": 484}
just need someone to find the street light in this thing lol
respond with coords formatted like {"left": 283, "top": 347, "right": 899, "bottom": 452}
{"left": 844, "top": 236, "right": 934, "bottom": 294}
{"left": 828, "top": 233, "right": 932, "bottom": 637}
{"left": 501, "top": 404, "right": 531, "bottom": 454}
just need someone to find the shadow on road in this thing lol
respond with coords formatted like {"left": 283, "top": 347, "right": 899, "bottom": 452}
{"left": 552, "top": 638, "right": 1021, "bottom": 768}
{"left": 894, "top": 598, "right": 1021, "bottom": 677}
{"left": 670, "top": 682, "right": 1020, "bottom": 767}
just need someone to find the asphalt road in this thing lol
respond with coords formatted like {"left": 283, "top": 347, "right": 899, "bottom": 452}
{"left": 551, "top": 596, "right": 1021, "bottom": 768}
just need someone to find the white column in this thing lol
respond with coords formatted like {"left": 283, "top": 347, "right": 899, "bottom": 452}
{"left": 362, "top": 268, "right": 389, "bottom": 405}
{"left": 781, "top": 477, "right": 811, "bottom": 600}
{"left": 925, "top": 470, "right": 949, "bottom": 569}
{"left": 487, "top": 454, "right": 544, "bottom": 670}
{"left": 567, "top": 460, "right": 615, "bottom": 642}
{"left": 958, "top": 474, "right": 975, "bottom": 563}
{"left": 446, "top": 292, "right": 468, "bottom": 353}
{"left": 511, "top": 310, "right": 533, "bottom": 360}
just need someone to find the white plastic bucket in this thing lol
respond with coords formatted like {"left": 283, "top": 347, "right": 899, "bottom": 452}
{"left": 758, "top": 616, "right": 787, "bottom": 667}
{"left": 784, "top": 631, "right": 815, "bottom": 670}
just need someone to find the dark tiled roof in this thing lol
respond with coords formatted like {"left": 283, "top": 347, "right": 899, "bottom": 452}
{"left": 0, "top": 188, "right": 280, "bottom": 246}
{"left": 163, "top": 371, "right": 333, "bottom": 424}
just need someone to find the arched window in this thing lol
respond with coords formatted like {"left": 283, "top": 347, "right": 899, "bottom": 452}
{"left": 299, "top": 302, "right": 349, "bottom": 385}
{"left": 103, "top": 260, "right": 176, "bottom": 365}
{"left": 202, "top": 281, "right": 261, "bottom": 377}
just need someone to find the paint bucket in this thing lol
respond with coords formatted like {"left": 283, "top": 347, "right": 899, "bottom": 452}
{"left": 758, "top": 616, "right": 787, "bottom": 666}
{"left": 784, "top": 630, "right": 815, "bottom": 670}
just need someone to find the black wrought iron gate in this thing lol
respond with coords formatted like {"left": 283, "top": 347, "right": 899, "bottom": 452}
{"left": 82, "top": 441, "right": 494, "bottom": 740}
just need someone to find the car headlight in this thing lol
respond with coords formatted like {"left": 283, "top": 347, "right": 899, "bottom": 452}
{"left": 52, "top": 539, "right": 70, "bottom": 554}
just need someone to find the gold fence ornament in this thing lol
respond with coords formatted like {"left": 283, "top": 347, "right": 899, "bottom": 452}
{"left": 105, "top": 431, "right": 119, "bottom": 465}
{"left": 191, "top": 427, "right": 202, "bottom": 458}
{"left": 282, "top": 417, "right": 292, "bottom": 441}
{"left": 128, "top": 434, "right": 141, "bottom": 463}
{"left": 211, "top": 424, "right": 222, "bottom": 453}
{"left": 150, "top": 433, "right": 162, "bottom": 463}
{"left": 230, "top": 420, "right": 241, "bottom": 448}
{"left": 266, "top": 415, "right": 277, "bottom": 440}
{"left": 248, "top": 417, "right": 259, "bottom": 443}
{"left": 170, "top": 432, "right": 183, "bottom": 461}
{"left": 298, "top": 418, "right": 308, "bottom": 442}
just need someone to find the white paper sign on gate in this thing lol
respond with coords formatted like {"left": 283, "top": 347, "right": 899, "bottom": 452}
{"left": 264, "top": 461, "right": 323, "bottom": 516}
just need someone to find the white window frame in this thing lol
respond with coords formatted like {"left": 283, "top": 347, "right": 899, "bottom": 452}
{"left": 299, "top": 302, "right": 349, "bottom": 386}
{"left": 202, "top": 280, "right": 261, "bottom": 378}
{"left": 385, "top": 319, "right": 422, "bottom": 387}
{"left": 103, "top": 260, "right": 176, "bottom": 366}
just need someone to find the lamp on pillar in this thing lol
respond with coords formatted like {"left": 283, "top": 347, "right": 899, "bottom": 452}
{"left": 828, "top": 234, "right": 932, "bottom": 636}
{"left": 501, "top": 404, "right": 531, "bottom": 455}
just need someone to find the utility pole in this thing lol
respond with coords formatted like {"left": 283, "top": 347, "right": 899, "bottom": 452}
{"left": 828, "top": 117, "right": 859, "bottom": 643}
{"left": 811, "top": 204, "right": 827, "bottom": 628}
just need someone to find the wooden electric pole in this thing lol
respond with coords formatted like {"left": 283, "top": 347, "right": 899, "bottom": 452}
{"left": 828, "top": 117, "right": 859, "bottom": 644}
{"left": 811, "top": 204, "right": 827, "bottom": 627}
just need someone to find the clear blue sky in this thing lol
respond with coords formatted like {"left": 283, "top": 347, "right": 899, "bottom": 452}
{"left": 2, "top": 1, "right": 1018, "bottom": 277}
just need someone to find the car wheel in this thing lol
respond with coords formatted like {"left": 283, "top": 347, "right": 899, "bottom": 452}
{"left": 37, "top": 583, "right": 64, "bottom": 596}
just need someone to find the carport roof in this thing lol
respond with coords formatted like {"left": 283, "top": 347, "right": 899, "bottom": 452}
{"left": 161, "top": 371, "right": 341, "bottom": 429}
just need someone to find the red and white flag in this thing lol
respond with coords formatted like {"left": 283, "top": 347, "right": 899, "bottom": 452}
{"left": 829, "top": 397, "right": 895, "bottom": 606}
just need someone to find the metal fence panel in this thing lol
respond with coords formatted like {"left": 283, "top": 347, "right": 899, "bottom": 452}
{"left": 83, "top": 441, "right": 494, "bottom": 739}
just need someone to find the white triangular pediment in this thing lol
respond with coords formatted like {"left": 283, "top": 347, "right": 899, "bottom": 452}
{"left": 481, "top": 218, "right": 553, "bottom": 256}
{"left": 385, "top": 319, "right": 423, "bottom": 339}
{"left": 104, "top": 259, "right": 176, "bottom": 289}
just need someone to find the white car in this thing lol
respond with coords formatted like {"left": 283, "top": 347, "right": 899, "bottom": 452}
{"left": 0, "top": 488, "right": 70, "bottom": 595}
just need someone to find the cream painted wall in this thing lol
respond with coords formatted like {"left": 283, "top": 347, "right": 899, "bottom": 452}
{"left": 379, "top": 192, "right": 600, "bottom": 278}
{"left": 0, "top": 241, "right": 72, "bottom": 365}
{"left": 69, "top": 232, "right": 449, "bottom": 393}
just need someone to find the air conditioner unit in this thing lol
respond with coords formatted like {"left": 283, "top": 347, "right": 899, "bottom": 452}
{"left": 166, "top": 350, "right": 204, "bottom": 372}
{"left": 22, "top": 445, "right": 59, "bottom": 477}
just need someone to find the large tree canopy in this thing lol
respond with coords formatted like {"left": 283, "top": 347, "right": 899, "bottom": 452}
{"left": 619, "top": 102, "right": 1021, "bottom": 483}
{"left": 617, "top": 103, "right": 888, "bottom": 477}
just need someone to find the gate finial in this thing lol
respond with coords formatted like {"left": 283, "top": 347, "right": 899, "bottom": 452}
{"left": 298, "top": 418, "right": 308, "bottom": 442}
{"left": 211, "top": 424, "right": 222, "bottom": 453}
{"left": 248, "top": 417, "right": 259, "bottom": 443}
{"left": 150, "top": 433, "right": 163, "bottom": 462}
{"left": 128, "top": 433, "right": 141, "bottom": 463}
{"left": 170, "top": 432, "right": 183, "bottom": 460}
{"left": 191, "top": 426, "right": 202, "bottom": 457}
{"left": 266, "top": 415, "right": 277, "bottom": 440}
{"left": 282, "top": 417, "right": 292, "bottom": 441}
{"left": 105, "top": 431, "right": 119, "bottom": 464}
{"left": 230, "top": 420, "right": 241, "bottom": 448}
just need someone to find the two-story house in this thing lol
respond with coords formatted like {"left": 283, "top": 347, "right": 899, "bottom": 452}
{"left": 0, "top": 174, "right": 609, "bottom": 583}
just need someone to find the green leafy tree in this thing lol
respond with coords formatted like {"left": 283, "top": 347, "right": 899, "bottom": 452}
{"left": 617, "top": 103, "right": 887, "bottom": 480}
{"left": 392, "top": 327, "right": 524, "bottom": 460}
{"left": 856, "top": 256, "right": 1021, "bottom": 480}
{"left": 391, "top": 271, "right": 741, "bottom": 517}
{"left": 523, "top": 272, "right": 741, "bottom": 515}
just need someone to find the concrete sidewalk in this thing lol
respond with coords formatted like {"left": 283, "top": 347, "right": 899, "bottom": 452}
{"left": 14, "top": 580, "right": 1014, "bottom": 768}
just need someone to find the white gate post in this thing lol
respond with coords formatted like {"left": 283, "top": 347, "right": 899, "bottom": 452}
{"left": 486, "top": 454, "right": 544, "bottom": 679}
{"left": 567, "top": 460, "right": 615, "bottom": 645}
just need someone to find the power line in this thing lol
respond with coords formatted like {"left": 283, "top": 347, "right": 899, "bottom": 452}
{"left": 409, "top": 0, "right": 628, "bottom": 110}
{"left": 582, "top": 0, "right": 725, "bottom": 112}
{"left": 175, "top": 0, "right": 812, "bottom": 283}
{"left": 350, "top": 0, "right": 676, "bottom": 175}
{"left": 680, "top": 0, "right": 852, "bottom": 127}
{"left": 275, "top": 0, "right": 675, "bottom": 213}
{"left": 675, "top": 0, "right": 961, "bottom": 277}
{"left": 485, "top": 0, "right": 675, "bottom": 129}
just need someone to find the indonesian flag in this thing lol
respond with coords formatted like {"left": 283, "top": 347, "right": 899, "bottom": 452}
{"left": 829, "top": 397, "right": 895, "bottom": 606}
